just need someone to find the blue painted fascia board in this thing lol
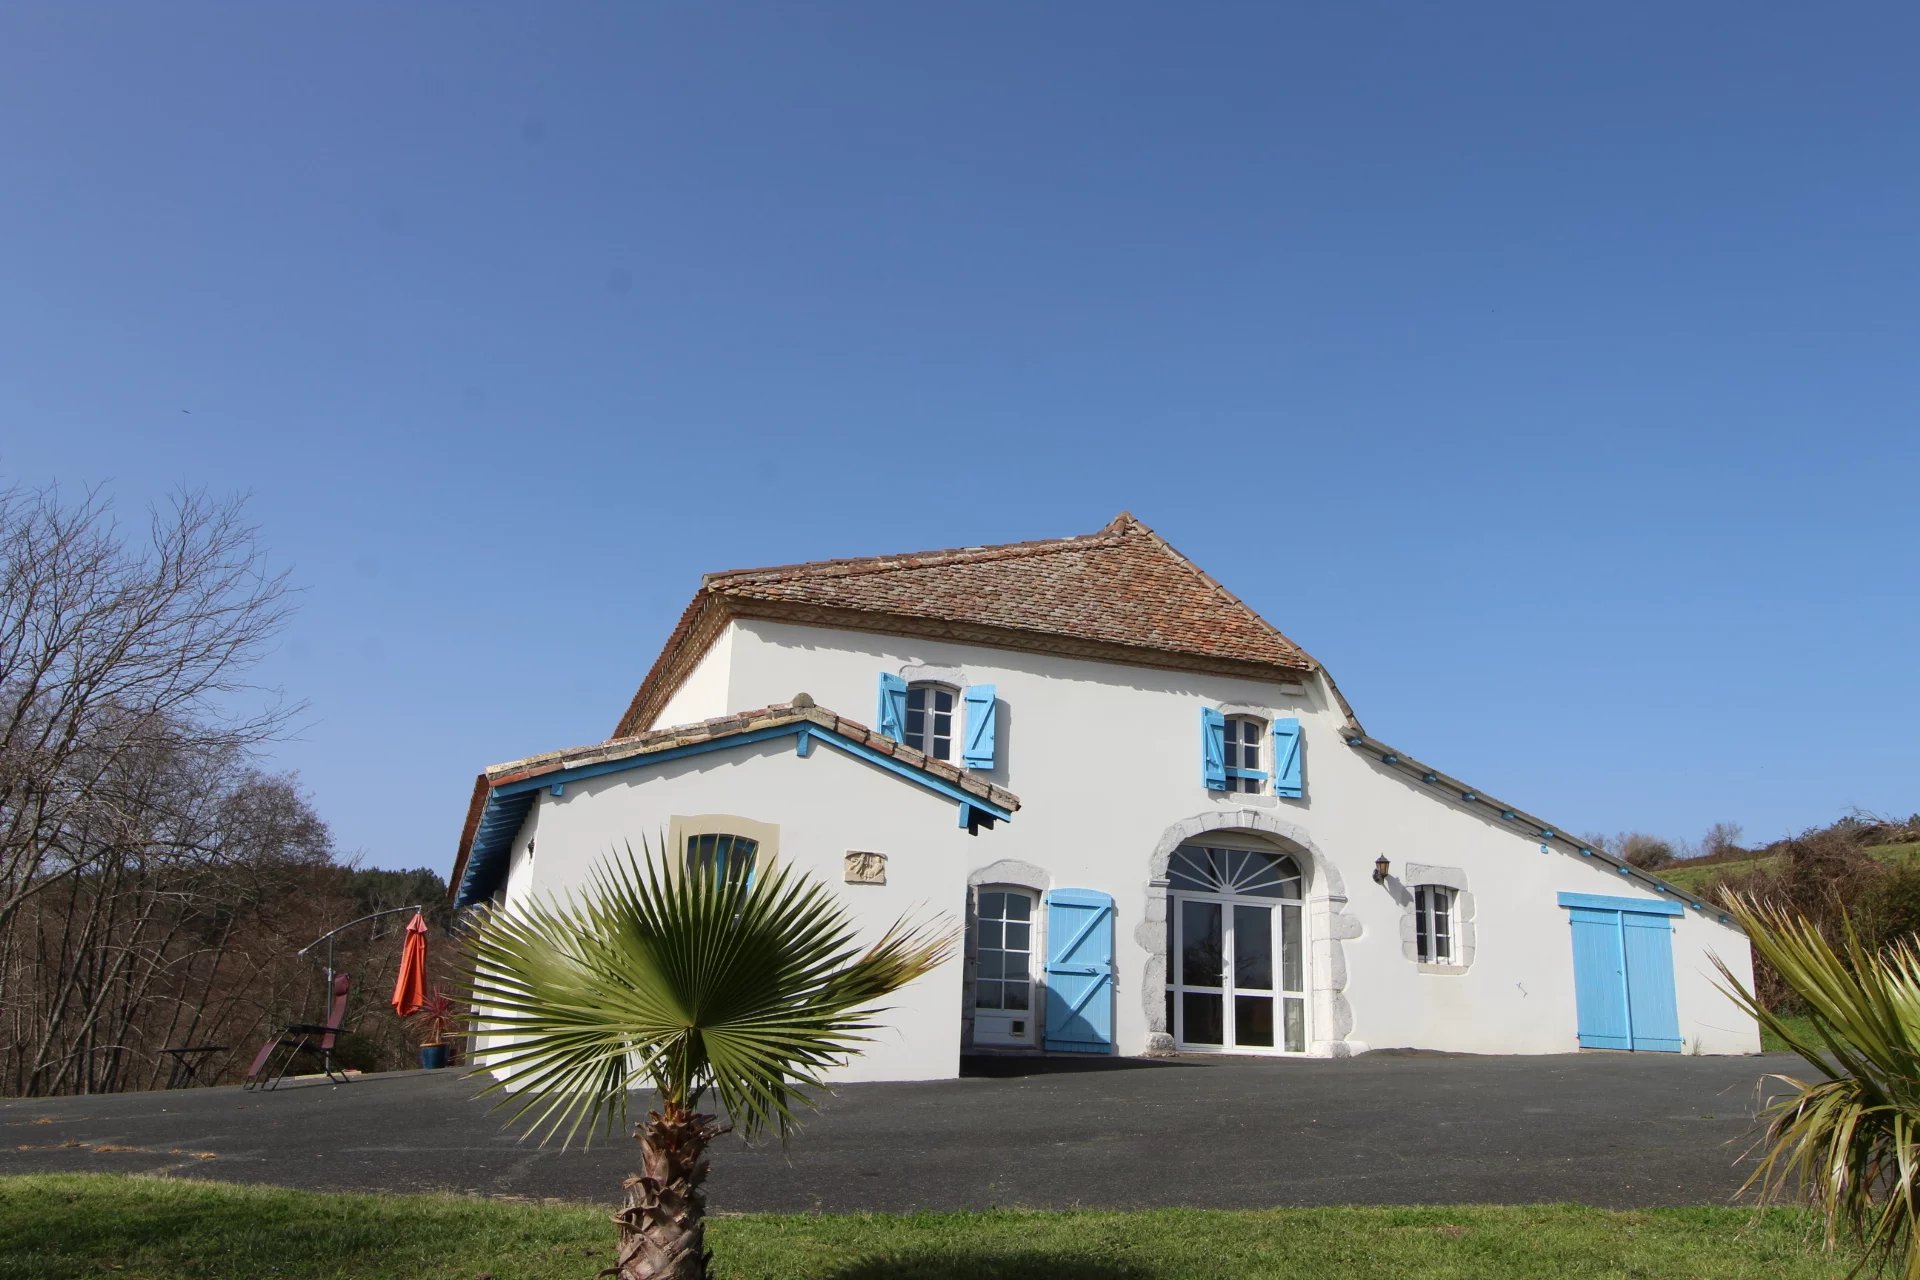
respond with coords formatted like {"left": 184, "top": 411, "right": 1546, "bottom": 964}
{"left": 456, "top": 720, "right": 1014, "bottom": 908}
{"left": 494, "top": 722, "right": 1013, "bottom": 822}
{"left": 492, "top": 725, "right": 802, "bottom": 797}
{"left": 1557, "top": 891, "right": 1684, "bottom": 917}
{"left": 454, "top": 789, "right": 536, "bottom": 908}
{"left": 819, "top": 729, "right": 1015, "bottom": 822}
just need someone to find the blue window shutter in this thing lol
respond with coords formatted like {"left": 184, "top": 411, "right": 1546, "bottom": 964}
{"left": 962, "top": 684, "right": 998, "bottom": 770}
{"left": 1272, "top": 717, "right": 1303, "bottom": 798}
{"left": 877, "top": 673, "right": 907, "bottom": 740}
{"left": 1043, "top": 889, "right": 1115, "bottom": 1053}
{"left": 1200, "top": 707, "right": 1227, "bottom": 789}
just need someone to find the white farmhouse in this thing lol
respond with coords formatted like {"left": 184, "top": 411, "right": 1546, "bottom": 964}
{"left": 450, "top": 514, "right": 1760, "bottom": 1081}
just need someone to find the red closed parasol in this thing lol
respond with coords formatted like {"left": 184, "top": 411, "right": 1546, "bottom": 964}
{"left": 391, "top": 910, "right": 428, "bottom": 1018}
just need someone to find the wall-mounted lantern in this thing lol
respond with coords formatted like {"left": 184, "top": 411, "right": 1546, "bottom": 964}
{"left": 1373, "top": 854, "right": 1391, "bottom": 884}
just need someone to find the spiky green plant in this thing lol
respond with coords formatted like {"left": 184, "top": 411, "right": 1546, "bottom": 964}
{"left": 1715, "top": 894, "right": 1920, "bottom": 1278}
{"left": 464, "top": 839, "right": 954, "bottom": 1280}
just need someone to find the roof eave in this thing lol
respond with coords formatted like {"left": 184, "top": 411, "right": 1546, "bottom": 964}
{"left": 1339, "top": 730, "right": 1742, "bottom": 933}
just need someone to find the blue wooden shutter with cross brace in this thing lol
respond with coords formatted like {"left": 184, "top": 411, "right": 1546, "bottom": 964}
{"left": 1271, "top": 717, "right": 1303, "bottom": 798}
{"left": 962, "top": 684, "right": 998, "bottom": 769}
{"left": 877, "top": 673, "right": 907, "bottom": 740}
{"left": 1201, "top": 707, "right": 1227, "bottom": 789}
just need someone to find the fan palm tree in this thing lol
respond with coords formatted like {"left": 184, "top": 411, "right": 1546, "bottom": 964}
{"left": 1715, "top": 894, "right": 1920, "bottom": 1279}
{"left": 465, "top": 840, "right": 954, "bottom": 1280}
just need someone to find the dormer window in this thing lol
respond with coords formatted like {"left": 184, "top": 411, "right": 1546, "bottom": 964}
{"left": 1222, "top": 715, "right": 1266, "bottom": 794}
{"left": 903, "top": 683, "right": 957, "bottom": 761}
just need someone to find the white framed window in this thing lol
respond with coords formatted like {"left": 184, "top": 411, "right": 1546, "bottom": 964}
{"left": 1222, "top": 715, "right": 1266, "bottom": 794}
{"left": 903, "top": 682, "right": 958, "bottom": 761}
{"left": 973, "top": 888, "right": 1036, "bottom": 1014}
{"left": 1414, "top": 885, "right": 1455, "bottom": 965}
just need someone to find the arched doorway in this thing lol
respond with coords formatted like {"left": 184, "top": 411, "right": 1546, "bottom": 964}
{"left": 1164, "top": 840, "right": 1308, "bottom": 1054}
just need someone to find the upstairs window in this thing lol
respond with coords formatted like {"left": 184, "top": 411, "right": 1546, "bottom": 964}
{"left": 685, "top": 832, "right": 758, "bottom": 882}
{"left": 1414, "top": 885, "right": 1455, "bottom": 965}
{"left": 903, "top": 682, "right": 957, "bottom": 761}
{"left": 1201, "top": 708, "right": 1303, "bottom": 797}
{"left": 877, "top": 674, "right": 998, "bottom": 769}
{"left": 670, "top": 814, "right": 779, "bottom": 884}
{"left": 1222, "top": 716, "right": 1266, "bottom": 794}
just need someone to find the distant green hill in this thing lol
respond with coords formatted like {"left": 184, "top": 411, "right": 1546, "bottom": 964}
{"left": 1662, "top": 840, "right": 1920, "bottom": 893}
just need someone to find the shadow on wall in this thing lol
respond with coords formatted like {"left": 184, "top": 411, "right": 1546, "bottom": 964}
{"left": 823, "top": 1259, "right": 1156, "bottom": 1280}
{"left": 959, "top": 1054, "right": 1191, "bottom": 1079}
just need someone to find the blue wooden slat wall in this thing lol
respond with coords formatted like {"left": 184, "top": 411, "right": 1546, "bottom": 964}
{"left": 1568, "top": 906, "right": 1633, "bottom": 1050}
{"left": 1621, "top": 914, "right": 1684, "bottom": 1052}
{"left": 1043, "top": 889, "right": 1115, "bottom": 1054}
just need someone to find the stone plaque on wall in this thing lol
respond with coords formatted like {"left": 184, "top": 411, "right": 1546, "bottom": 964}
{"left": 843, "top": 851, "right": 887, "bottom": 885}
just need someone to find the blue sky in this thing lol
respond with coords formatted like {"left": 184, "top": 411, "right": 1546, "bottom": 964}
{"left": 3, "top": 4, "right": 1915, "bottom": 872}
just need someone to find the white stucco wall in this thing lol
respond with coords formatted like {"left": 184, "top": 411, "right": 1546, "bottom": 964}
{"left": 646, "top": 623, "right": 735, "bottom": 730}
{"left": 689, "top": 616, "right": 1761, "bottom": 1060}
{"left": 513, "top": 737, "right": 984, "bottom": 1082}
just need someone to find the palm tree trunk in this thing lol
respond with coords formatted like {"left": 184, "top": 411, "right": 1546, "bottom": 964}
{"left": 606, "top": 1104, "right": 724, "bottom": 1280}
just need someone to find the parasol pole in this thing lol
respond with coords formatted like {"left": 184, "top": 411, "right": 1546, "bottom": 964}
{"left": 297, "top": 904, "right": 425, "bottom": 991}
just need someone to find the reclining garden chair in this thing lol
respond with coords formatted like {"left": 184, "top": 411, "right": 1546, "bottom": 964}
{"left": 243, "top": 973, "right": 352, "bottom": 1090}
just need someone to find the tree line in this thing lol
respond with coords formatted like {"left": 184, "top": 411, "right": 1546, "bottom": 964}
{"left": 0, "top": 484, "right": 451, "bottom": 1096}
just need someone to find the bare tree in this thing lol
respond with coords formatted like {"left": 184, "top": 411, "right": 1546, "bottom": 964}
{"left": 0, "top": 484, "right": 296, "bottom": 939}
{"left": 1582, "top": 831, "right": 1677, "bottom": 871}
{"left": 1618, "top": 832, "right": 1676, "bottom": 871}
{"left": 0, "top": 484, "right": 301, "bottom": 1093}
{"left": 1700, "top": 822, "right": 1747, "bottom": 861}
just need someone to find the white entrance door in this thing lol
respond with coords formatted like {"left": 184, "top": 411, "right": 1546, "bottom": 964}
{"left": 1165, "top": 845, "right": 1307, "bottom": 1054}
{"left": 972, "top": 887, "right": 1038, "bottom": 1048}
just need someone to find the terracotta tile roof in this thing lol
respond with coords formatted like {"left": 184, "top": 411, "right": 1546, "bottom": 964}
{"left": 489, "top": 698, "right": 1020, "bottom": 814}
{"left": 616, "top": 514, "right": 1318, "bottom": 736}
{"left": 450, "top": 699, "right": 1021, "bottom": 903}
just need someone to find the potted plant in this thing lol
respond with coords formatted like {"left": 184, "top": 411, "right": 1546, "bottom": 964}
{"left": 410, "top": 988, "right": 460, "bottom": 1069}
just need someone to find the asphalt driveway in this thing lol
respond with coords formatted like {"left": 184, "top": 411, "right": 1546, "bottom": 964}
{"left": 0, "top": 1052, "right": 1795, "bottom": 1212}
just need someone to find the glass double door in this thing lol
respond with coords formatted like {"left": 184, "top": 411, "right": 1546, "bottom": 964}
{"left": 1168, "top": 892, "right": 1306, "bottom": 1053}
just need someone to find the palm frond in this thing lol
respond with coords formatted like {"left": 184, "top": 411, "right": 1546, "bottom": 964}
{"left": 1714, "top": 894, "right": 1920, "bottom": 1278}
{"left": 464, "top": 837, "right": 954, "bottom": 1150}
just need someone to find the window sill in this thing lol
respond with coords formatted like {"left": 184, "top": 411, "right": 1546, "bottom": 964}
{"left": 1418, "top": 962, "right": 1466, "bottom": 976}
{"left": 1208, "top": 790, "right": 1277, "bottom": 808}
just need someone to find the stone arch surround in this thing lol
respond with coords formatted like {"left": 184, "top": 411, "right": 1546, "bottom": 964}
{"left": 1140, "top": 810, "right": 1363, "bottom": 1058}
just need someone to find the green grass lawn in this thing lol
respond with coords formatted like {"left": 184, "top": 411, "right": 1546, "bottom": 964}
{"left": 1662, "top": 841, "right": 1920, "bottom": 894}
{"left": 1760, "top": 1012, "right": 1820, "bottom": 1055}
{"left": 0, "top": 1173, "right": 1867, "bottom": 1280}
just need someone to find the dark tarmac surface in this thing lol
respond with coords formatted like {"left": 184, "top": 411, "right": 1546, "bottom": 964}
{"left": 0, "top": 1052, "right": 1793, "bottom": 1211}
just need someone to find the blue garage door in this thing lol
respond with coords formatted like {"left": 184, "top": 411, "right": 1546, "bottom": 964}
{"left": 1558, "top": 892, "right": 1684, "bottom": 1053}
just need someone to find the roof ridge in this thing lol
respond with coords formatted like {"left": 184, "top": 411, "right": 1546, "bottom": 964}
{"left": 614, "top": 511, "right": 1321, "bottom": 737}
{"left": 1111, "top": 514, "right": 1320, "bottom": 670}
{"left": 705, "top": 521, "right": 1121, "bottom": 589}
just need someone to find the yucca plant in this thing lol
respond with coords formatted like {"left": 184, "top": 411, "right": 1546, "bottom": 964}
{"left": 1715, "top": 893, "right": 1920, "bottom": 1278}
{"left": 464, "top": 839, "right": 953, "bottom": 1280}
